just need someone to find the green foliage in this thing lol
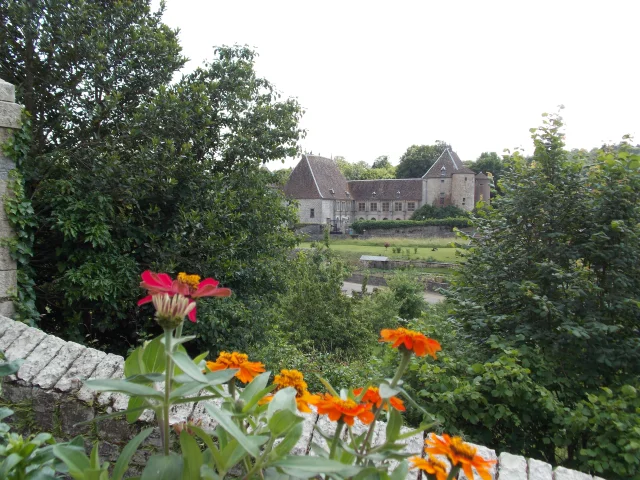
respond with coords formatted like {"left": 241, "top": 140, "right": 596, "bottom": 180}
{"left": 410, "top": 204, "right": 468, "bottom": 220}
{"left": 565, "top": 385, "right": 640, "bottom": 478}
{"left": 2, "top": 0, "right": 304, "bottom": 351}
{"left": 335, "top": 157, "right": 396, "bottom": 180}
{"left": 395, "top": 142, "right": 450, "bottom": 179}
{"left": 351, "top": 218, "right": 471, "bottom": 233}
{"left": 470, "top": 152, "right": 504, "bottom": 194}
{"left": 386, "top": 274, "right": 426, "bottom": 320}
{"left": 447, "top": 112, "right": 640, "bottom": 477}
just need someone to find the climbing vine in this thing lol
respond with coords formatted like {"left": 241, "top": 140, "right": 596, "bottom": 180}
{"left": 1, "top": 114, "right": 38, "bottom": 324}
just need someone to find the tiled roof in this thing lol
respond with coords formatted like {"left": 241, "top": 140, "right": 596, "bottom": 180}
{"left": 284, "top": 155, "right": 351, "bottom": 200}
{"left": 347, "top": 179, "right": 422, "bottom": 200}
{"left": 475, "top": 172, "right": 489, "bottom": 179}
{"left": 422, "top": 149, "right": 476, "bottom": 178}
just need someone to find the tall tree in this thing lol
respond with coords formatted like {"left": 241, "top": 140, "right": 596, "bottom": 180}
{"left": 1, "top": 0, "right": 304, "bottom": 349}
{"left": 470, "top": 152, "right": 504, "bottom": 194}
{"left": 395, "top": 141, "right": 450, "bottom": 178}
{"left": 335, "top": 157, "right": 395, "bottom": 180}
{"left": 372, "top": 155, "right": 391, "bottom": 169}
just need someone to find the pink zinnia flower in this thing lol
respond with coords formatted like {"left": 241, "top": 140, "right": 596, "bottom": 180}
{"left": 137, "top": 271, "right": 231, "bottom": 322}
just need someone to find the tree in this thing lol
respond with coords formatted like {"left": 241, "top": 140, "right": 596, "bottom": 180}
{"left": 470, "top": 152, "right": 504, "bottom": 194}
{"left": 372, "top": 155, "right": 391, "bottom": 169}
{"left": 448, "top": 113, "right": 640, "bottom": 476}
{"left": 396, "top": 141, "right": 450, "bottom": 178}
{"left": 335, "top": 157, "right": 395, "bottom": 180}
{"left": 1, "top": 0, "right": 304, "bottom": 350}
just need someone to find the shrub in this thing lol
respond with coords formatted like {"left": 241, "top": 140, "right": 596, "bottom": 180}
{"left": 410, "top": 204, "right": 469, "bottom": 220}
{"left": 351, "top": 218, "right": 471, "bottom": 233}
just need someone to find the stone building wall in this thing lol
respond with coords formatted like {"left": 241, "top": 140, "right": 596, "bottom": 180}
{"left": 0, "top": 80, "right": 21, "bottom": 318}
{"left": 451, "top": 173, "right": 475, "bottom": 212}
{"left": 0, "top": 315, "right": 607, "bottom": 479}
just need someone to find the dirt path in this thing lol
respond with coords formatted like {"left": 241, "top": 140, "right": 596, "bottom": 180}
{"left": 342, "top": 282, "right": 445, "bottom": 304}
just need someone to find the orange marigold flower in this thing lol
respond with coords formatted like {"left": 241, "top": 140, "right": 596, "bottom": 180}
{"left": 309, "top": 393, "right": 375, "bottom": 426}
{"left": 260, "top": 369, "right": 314, "bottom": 413}
{"left": 206, "top": 351, "right": 265, "bottom": 384}
{"left": 425, "top": 433, "right": 496, "bottom": 480}
{"left": 353, "top": 386, "right": 405, "bottom": 412}
{"left": 379, "top": 327, "right": 441, "bottom": 358}
{"left": 410, "top": 455, "right": 449, "bottom": 480}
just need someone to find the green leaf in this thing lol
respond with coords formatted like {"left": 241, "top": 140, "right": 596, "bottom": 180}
{"left": 170, "top": 351, "right": 208, "bottom": 383}
{"left": 390, "top": 460, "right": 409, "bottom": 480}
{"left": 274, "top": 422, "right": 303, "bottom": 457}
{"left": 112, "top": 427, "right": 153, "bottom": 480}
{"left": 0, "top": 407, "right": 14, "bottom": 421}
{"left": 188, "top": 425, "right": 224, "bottom": 472}
{"left": 84, "top": 379, "right": 163, "bottom": 398}
{"left": 203, "top": 404, "right": 260, "bottom": 457}
{"left": 140, "top": 453, "right": 184, "bottom": 480}
{"left": 0, "top": 453, "right": 23, "bottom": 479}
{"left": 240, "top": 371, "right": 271, "bottom": 404}
{"left": 267, "top": 387, "right": 297, "bottom": 420}
{"left": 180, "top": 430, "right": 203, "bottom": 480}
{"left": 268, "top": 409, "right": 304, "bottom": 437}
{"left": 142, "top": 337, "right": 167, "bottom": 374}
{"left": 271, "top": 456, "right": 361, "bottom": 476}
{"left": 53, "top": 445, "right": 91, "bottom": 479}
{"left": 126, "top": 396, "right": 147, "bottom": 423}
{"left": 379, "top": 383, "right": 401, "bottom": 399}
{"left": 89, "top": 443, "right": 101, "bottom": 469}
{"left": 385, "top": 408, "right": 403, "bottom": 443}
{"left": 199, "top": 465, "right": 221, "bottom": 480}
{"left": 0, "top": 359, "right": 23, "bottom": 376}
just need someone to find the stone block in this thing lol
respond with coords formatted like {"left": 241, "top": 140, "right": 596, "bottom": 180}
{"left": 0, "top": 247, "right": 16, "bottom": 272}
{"left": 2, "top": 326, "right": 46, "bottom": 361}
{"left": 0, "top": 156, "right": 16, "bottom": 180}
{"left": 458, "top": 442, "right": 497, "bottom": 480}
{"left": 75, "top": 353, "right": 123, "bottom": 403}
{"left": 553, "top": 466, "right": 593, "bottom": 480}
{"left": 0, "top": 218, "right": 14, "bottom": 239}
{"left": 189, "top": 395, "right": 224, "bottom": 432}
{"left": 32, "top": 340, "right": 85, "bottom": 389}
{"left": 0, "top": 80, "right": 15, "bottom": 103}
{"left": 0, "top": 301, "right": 14, "bottom": 318}
{"left": 529, "top": 457, "right": 553, "bottom": 480}
{"left": 31, "top": 387, "right": 61, "bottom": 431}
{"left": 0, "top": 102, "right": 22, "bottom": 129}
{"left": 0, "top": 314, "right": 17, "bottom": 335}
{"left": 96, "top": 416, "right": 133, "bottom": 444}
{"left": 0, "top": 381, "right": 32, "bottom": 404}
{"left": 55, "top": 347, "right": 106, "bottom": 393}
{"left": 0, "top": 320, "right": 27, "bottom": 350}
{"left": 496, "top": 452, "right": 526, "bottom": 480}
{"left": 16, "top": 335, "right": 66, "bottom": 383}
{"left": 59, "top": 397, "right": 95, "bottom": 437}
{"left": 0, "top": 269, "right": 17, "bottom": 298}
{"left": 97, "top": 359, "right": 125, "bottom": 407}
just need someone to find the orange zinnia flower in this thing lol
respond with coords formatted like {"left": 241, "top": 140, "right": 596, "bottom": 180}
{"left": 353, "top": 386, "right": 405, "bottom": 412}
{"left": 424, "top": 433, "right": 496, "bottom": 480}
{"left": 260, "top": 369, "right": 314, "bottom": 413}
{"left": 410, "top": 455, "right": 449, "bottom": 480}
{"left": 379, "top": 327, "right": 441, "bottom": 359}
{"left": 309, "top": 393, "right": 375, "bottom": 426}
{"left": 206, "top": 351, "right": 265, "bottom": 384}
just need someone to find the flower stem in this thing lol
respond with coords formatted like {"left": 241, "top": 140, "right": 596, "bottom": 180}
{"left": 391, "top": 349, "right": 412, "bottom": 387}
{"left": 357, "top": 405, "right": 383, "bottom": 460}
{"left": 162, "top": 327, "right": 174, "bottom": 456}
{"left": 329, "top": 420, "right": 345, "bottom": 459}
{"left": 446, "top": 464, "right": 461, "bottom": 480}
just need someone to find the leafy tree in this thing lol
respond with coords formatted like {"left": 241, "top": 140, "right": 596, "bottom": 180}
{"left": 410, "top": 204, "right": 468, "bottom": 220}
{"left": 447, "top": 113, "right": 640, "bottom": 477}
{"left": 1, "top": 0, "right": 304, "bottom": 350}
{"left": 269, "top": 167, "right": 292, "bottom": 188}
{"left": 335, "top": 157, "right": 395, "bottom": 180}
{"left": 372, "top": 155, "right": 391, "bottom": 169}
{"left": 469, "top": 152, "right": 504, "bottom": 194}
{"left": 395, "top": 141, "right": 450, "bottom": 178}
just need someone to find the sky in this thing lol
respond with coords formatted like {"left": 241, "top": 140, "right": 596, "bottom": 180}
{"left": 152, "top": 0, "right": 640, "bottom": 169}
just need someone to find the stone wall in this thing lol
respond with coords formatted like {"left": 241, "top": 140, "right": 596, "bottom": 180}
{"left": 0, "top": 80, "right": 21, "bottom": 318}
{"left": 359, "top": 225, "right": 471, "bottom": 238}
{"left": 0, "top": 316, "right": 607, "bottom": 479}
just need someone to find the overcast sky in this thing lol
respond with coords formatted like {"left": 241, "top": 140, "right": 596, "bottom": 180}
{"left": 152, "top": 0, "right": 639, "bottom": 169}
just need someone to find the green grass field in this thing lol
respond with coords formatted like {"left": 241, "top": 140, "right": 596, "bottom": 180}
{"left": 299, "top": 241, "right": 459, "bottom": 264}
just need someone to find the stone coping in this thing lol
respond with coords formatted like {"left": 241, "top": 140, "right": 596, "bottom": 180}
{"left": 0, "top": 315, "right": 606, "bottom": 479}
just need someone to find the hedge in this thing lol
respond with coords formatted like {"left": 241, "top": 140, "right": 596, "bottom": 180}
{"left": 351, "top": 217, "right": 472, "bottom": 233}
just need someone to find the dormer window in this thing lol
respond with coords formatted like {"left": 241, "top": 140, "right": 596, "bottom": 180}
{"left": 396, "top": 191, "right": 401, "bottom": 198}
{"left": 372, "top": 191, "right": 377, "bottom": 197}
{"left": 329, "top": 188, "right": 335, "bottom": 194}
{"left": 440, "top": 166, "right": 446, "bottom": 177}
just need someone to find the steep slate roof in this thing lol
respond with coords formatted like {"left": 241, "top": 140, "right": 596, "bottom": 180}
{"left": 475, "top": 172, "right": 489, "bottom": 179}
{"left": 347, "top": 179, "right": 422, "bottom": 200}
{"left": 422, "top": 148, "right": 476, "bottom": 178}
{"left": 283, "top": 155, "right": 351, "bottom": 200}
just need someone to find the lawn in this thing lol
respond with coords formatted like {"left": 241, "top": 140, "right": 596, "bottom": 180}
{"left": 299, "top": 242, "right": 460, "bottom": 264}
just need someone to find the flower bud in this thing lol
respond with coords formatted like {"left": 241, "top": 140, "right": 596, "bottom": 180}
{"left": 152, "top": 293, "right": 195, "bottom": 330}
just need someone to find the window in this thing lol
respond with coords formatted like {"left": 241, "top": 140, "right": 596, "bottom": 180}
{"left": 465, "top": 177, "right": 468, "bottom": 182}
{"left": 408, "top": 202, "right": 416, "bottom": 211}
{"left": 382, "top": 202, "right": 389, "bottom": 212}
{"left": 359, "top": 217, "right": 364, "bottom": 221}
{"left": 342, "top": 201, "right": 346, "bottom": 210}
{"left": 370, "top": 217, "right": 376, "bottom": 221}
{"left": 462, "top": 197, "right": 466, "bottom": 205}
{"left": 441, "top": 179, "right": 445, "bottom": 183}
{"left": 383, "top": 218, "right": 388, "bottom": 220}
{"left": 396, "top": 218, "right": 401, "bottom": 221}
{"left": 394, "top": 202, "right": 402, "bottom": 211}
{"left": 358, "top": 202, "right": 366, "bottom": 212}
{"left": 440, "top": 197, "right": 445, "bottom": 205}
{"left": 370, "top": 202, "right": 377, "bottom": 212}
{"left": 310, "top": 208, "right": 315, "bottom": 218}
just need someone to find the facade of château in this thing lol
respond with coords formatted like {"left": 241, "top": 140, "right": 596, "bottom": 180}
{"left": 283, "top": 149, "right": 490, "bottom": 229}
